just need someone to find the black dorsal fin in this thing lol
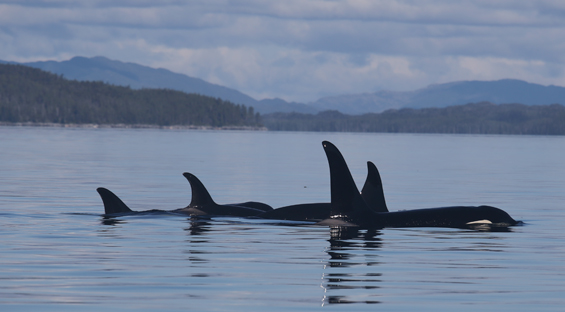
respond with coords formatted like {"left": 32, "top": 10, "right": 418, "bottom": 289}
{"left": 322, "top": 141, "right": 374, "bottom": 225}
{"left": 183, "top": 172, "right": 216, "bottom": 209}
{"left": 361, "top": 161, "right": 389, "bottom": 213}
{"left": 96, "top": 187, "right": 134, "bottom": 214}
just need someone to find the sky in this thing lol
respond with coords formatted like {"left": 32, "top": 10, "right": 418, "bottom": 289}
{"left": 1, "top": 0, "right": 565, "bottom": 102}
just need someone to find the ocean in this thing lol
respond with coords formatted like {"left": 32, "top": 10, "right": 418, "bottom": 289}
{"left": 1, "top": 126, "right": 564, "bottom": 311}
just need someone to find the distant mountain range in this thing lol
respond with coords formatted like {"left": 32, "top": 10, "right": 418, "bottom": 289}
{"left": 310, "top": 79, "right": 565, "bottom": 114}
{"left": 0, "top": 56, "right": 315, "bottom": 114}
{"left": 2, "top": 56, "right": 564, "bottom": 115}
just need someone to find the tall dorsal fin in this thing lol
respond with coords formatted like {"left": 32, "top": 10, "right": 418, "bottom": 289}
{"left": 183, "top": 172, "right": 216, "bottom": 208}
{"left": 322, "top": 141, "right": 373, "bottom": 224}
{"left": 361, "top": 161, "right": 389, "bottom": 213}
{"left": 96, "top": 187, "right": 134, "bottom": 214}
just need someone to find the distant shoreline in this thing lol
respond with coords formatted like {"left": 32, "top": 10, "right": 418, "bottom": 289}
{"left": 0, "top": 122, "right": 267, "bottom": 131}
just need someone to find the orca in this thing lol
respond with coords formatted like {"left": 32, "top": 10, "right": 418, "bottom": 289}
{"left": 318, "top": 141, "right": 520, "bottom": 229}
{"left": 360, "top": 161, "right": 388, "bottom": 213}
{"left": 96, "top": 172, "right": 272, "bottom": 217}
{"left": 257, "top": 160, "right": 389, "bottom": 222}
{"left": 97, "top": 187, "right": 135, "bottom": 215}
{"left": 256, "top": 202, "right": 330, "bottom": 222}
{"left": 178, "top": 172, "right": 272, "bottom": 217}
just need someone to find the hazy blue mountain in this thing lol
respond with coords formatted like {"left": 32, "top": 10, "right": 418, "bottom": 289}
{"left": 2, "top": 56, "right": 314, "bottom": 114}
{"left": 23, "top": 56, "right": 257, "bottom": 105}
{"left": 4, "top": 57, "right": 564, "bottom": 115}
{"left": 310, "top": 79, "right": 565, "bottom": 114}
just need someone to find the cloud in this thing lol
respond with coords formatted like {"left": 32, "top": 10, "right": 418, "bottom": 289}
{"left": 1, "top": 0, "right": 565, "bottom": 102}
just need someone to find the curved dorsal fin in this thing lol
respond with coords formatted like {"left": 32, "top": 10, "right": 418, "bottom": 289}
{"left": 361, "top": 161, "right": 389, "bottom": 213}
{"left": 322, "top": 141, "right": 372, "bottom": 223}
{"left": 96, "top": 187, "right": 134, "bottom": 214}
{"left": 183, "top": 172, "right": 216, "bottom": 208}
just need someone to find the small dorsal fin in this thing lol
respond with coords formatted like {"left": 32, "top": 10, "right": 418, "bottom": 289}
{"left": 322, "top": 141, "right": 373, "bottom": 225}
{"left": 361, "top": 161, "right": 389, "bottom": 213}
{"left": 96, "top": 187, "right": 134, "bottom": 214}
{"left": 182, "top": 172, "right": 216, "bottom": 208}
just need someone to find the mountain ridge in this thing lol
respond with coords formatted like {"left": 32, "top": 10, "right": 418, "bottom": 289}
{"left": 309, "top": 79, "right": 565, "bottom": 114}
{"left": 1, "top": 56, "right": 314, "bottom": 114}
{"left": 2, "top": 56, "right": 564, "bottom": 115}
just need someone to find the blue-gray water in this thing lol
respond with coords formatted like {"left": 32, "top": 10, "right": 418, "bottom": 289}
{"left": 1, "top": 126, "right": 564, "bottom": 311}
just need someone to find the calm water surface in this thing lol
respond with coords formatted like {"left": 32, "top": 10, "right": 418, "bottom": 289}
{"left": 1, "top": 126, "right": 564, "bottom": 311}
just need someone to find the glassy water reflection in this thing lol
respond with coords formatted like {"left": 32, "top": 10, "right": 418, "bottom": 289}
{"left": 323, "top": 227, "right": 384, "bottom": 304}
{"left": 1, "top": 126, "right": 564, "bottom": 311}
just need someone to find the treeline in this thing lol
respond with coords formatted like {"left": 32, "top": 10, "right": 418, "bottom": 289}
{"left": 0, "top": 63, "right": 261, "bottom": 128}
{"left": 263, "top": 102, "right": 565, "bottom": 135}
{"left": 3, "top": 62, "right": 564, "bottom": 135}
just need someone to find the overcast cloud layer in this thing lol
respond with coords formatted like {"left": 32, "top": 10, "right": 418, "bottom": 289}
{"left": 1, "top": 0, "right": 565, "bottom": 102}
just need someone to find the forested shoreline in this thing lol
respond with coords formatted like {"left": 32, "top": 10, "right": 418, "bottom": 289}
{"left": 1, "top": 63, "right": 564, "bottom": 135}
{"left": 262, "top": 102, "right": 565, "bottom": 135}
{"left": 0, "top": 63, "right": 262, "bottom": 128}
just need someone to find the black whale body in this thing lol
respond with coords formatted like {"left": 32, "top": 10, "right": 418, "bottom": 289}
{"left": 96, "top": 141, "right": 520, "bottom": 229}
{"left": 97, "top": 172, "right": 272, "bottom": 217}
{"left": 257, "top": 160, "right": 389, "bottom": 221}
{"left": 317, "top": 141, "right": 519, "bottom": 229}
{"left": 179, "top": 172, "right": 272, "bottom": 216}
{"left": 97, "top": 162, "right": 389, "bottom": 220}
